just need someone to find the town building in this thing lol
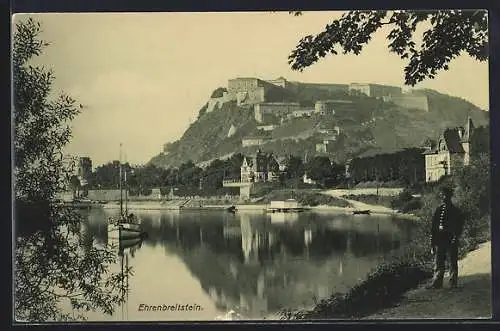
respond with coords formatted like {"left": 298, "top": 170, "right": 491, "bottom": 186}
{"left": 77, "top": 157, "right": 92, "bottom": 195}
{"left": 78, "top": 157, "right": 92, "bottom": 181}
{"left": 265, "top": 76, "right": 288, "bottom": 88}
{"left": 256, "top": 124, "right": 277, "bottom": 132}
{"left": 254, "top": 102, "right": 301, "bottom": 123}
{"left": 314, "top": 100, "right": 353, "bottom": 115}
{"left": 289, "top": 109, "right": 315, "bottom": 119}
{"left": 303, "top": 173, "right": 317, "bottom": 185}
{"left": 317, "top": 125, "right": 341, "bottom": 136}
{"left": 348, "top": 83, "right": 402, "bottom": 98}
{"left": 242, "top": 136, "right": 272, "bottom": 147}
{"left": 151, "top": 188, "right": 162, "bottom": 200}
{"left": 316, "top": 138, "right": 337, "bottom": 154}
{"left": 227, "top": 77, "right": 296, "bottom": 106}
{"left": 240, "top": 150, "right": 280, "bottom": 183}
{"left": 424, "top": 117, "right": 474, "bottom": 182}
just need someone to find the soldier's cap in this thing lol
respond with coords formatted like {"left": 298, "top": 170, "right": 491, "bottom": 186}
{"left": 439, "top": 186, "right": 453, "bottom": 197}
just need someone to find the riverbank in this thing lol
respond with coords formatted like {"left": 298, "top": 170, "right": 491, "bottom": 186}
{"left": 366, "top": 241, "right": 492, "bottom": 319}
{"left": 276, "top": 240, "right": 491, "bottom": 320}
{"left": 92, "top": 200, "right": 417, "bottom": 219}
{"left": 319, "top": 189, "right": 418, "bottom": 219}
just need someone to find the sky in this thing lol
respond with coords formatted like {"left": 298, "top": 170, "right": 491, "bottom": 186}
{"left": 13, "top": 12, "right": 489, "bottom": 167}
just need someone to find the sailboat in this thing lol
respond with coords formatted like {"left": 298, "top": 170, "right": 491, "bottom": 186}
{"left": 108, "top": 144, "right": 146, "bottom": 240}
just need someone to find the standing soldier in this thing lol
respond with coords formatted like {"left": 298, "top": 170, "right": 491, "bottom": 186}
{"left": 426, "top": 186, "right": 465, "bottom": 289}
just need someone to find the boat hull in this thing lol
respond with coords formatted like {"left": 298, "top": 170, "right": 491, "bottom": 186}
{"left": 353, "top": 210, "right": 371, "bottom": 215}
{"left": 266, "top": 207, "right": 309, "bottom": 213}
{"left": 108, "top": 224, "right": 143, "bottom": 239}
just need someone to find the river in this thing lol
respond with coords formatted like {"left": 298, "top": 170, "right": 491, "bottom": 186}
{"left": 71, "top": 208, "right": 416, "bottom": 321}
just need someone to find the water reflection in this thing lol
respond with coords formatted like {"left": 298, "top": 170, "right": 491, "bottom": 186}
{"left": 81, "top": 209, "right": 414, "bottom": 320}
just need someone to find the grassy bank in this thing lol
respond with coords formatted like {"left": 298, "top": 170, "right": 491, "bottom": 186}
{"left": 341, "top": 194, "right": 393, "bottom": 209}
{"left": 259, "top": 189, "right": 352, "bottom": 208}
{"left": 280, "top": 256, "right": 433, "bottom": 319}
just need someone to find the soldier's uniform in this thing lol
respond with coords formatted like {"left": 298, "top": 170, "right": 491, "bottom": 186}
{"left": 428, "top": 199, "right": 465, "bottom": 288}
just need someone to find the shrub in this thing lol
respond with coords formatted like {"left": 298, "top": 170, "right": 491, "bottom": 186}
{"left": 390, "top": 189, "right": 413, "bottom": 210}
{"left": 210, "top": 87, "right": 227, "bottom": 98}
{"left": 400, "top": 198, "right": 423, "bottom": 213}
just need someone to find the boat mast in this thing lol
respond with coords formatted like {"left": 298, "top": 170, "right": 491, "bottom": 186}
{"left": 119, "top": 143, "right": 123, "bottom": 217}
{"left": 124, "top": 165, "right": 128, "bottom": 215}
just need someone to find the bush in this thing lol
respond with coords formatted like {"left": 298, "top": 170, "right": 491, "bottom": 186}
{"left": 400, "top": 198, "right": 423, "bottom": 213}
{"left": 210, "top": 87, "right": 227, "bottom": 98}
{"left": 390, "top": 189, "right": 413, "bottom": 210}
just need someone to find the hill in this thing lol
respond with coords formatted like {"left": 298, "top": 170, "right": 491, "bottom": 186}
{"left": 149, "top": 81, "right": 488, "bottom": 168}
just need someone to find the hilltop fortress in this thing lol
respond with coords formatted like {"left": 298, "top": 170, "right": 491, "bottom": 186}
{"left": 202, "top": 77, "right": 430, "bottom": 149}
{"left": 206, "top": 77, "right": 428, "bottom": 115}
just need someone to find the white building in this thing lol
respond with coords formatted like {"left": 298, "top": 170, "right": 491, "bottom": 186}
{"left": 424, "top": 117, "right": 474, "bottom": 182}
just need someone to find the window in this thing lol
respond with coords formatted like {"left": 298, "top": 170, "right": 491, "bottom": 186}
{"left": 439, "top": 140, "right": 446, "bottom": 151}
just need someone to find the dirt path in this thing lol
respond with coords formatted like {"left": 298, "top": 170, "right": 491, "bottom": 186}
{"left": 367, "top": 241, "right": 492, "bottom": 319}
{"left": 321, "top": 189, "right": 398, "bottom": 214}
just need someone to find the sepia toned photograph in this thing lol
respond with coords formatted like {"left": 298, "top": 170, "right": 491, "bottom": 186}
{"left": 12, "top": 10, "right": 491, "bottom": 322}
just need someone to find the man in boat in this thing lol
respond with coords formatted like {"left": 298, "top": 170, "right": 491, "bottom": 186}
{"left": 426, "top": 186, "right": 465, "bottom": 289}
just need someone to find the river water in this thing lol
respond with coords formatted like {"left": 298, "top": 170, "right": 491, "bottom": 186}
{"left": 72, "top": 208, "right": 415, "bottom": 321}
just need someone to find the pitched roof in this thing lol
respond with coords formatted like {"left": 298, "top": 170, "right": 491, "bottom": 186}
{"left": 443, "top": 128, "right": 465, "bottom": 153}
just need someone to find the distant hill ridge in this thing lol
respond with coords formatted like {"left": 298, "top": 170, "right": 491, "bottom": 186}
{"left": 149, "top": 77, "right": 488, "bottom": 168}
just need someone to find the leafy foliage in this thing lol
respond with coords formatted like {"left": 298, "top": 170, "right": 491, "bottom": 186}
{"left": 304, "top": 156, "right": 345, "bottom": 187}
{"left": 13, "top": 18, "right": 128, "bottom": 321}
{"left": 13, "top": 19, "right": 82, "bottom": 201}
{"left": 349, "top": 148, "right": 426, "bottom": 185}
{"left": 210, "top": 87, "right": 228, "bottom": 98}
{"left": 288, "top": 10, "right": 488, "bottom": 86}
{"left": 285, "top": 155, "right": 305, "bottom": 179}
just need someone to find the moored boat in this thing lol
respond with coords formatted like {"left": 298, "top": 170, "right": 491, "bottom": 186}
{"left": 107, "top": 143, "right": 147, "bottom": 240}
{"left": 266, "top": 199, "right": 310, "bottom": 213}
{"left": 353, "top": 209, "right": 371, "bottom": 215}
{"left": 108, "top": 222, "right": 144, "bottom": 239}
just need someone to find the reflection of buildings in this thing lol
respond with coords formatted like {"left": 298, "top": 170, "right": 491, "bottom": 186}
{"left": 240, "top": 214, "right": 268, "bottom": 265}
{"left": 81, "top": 209, "right": 413, "bottom": 319}
{"left": 239, "top": 272, "right": 268, "bottom": 316}
{"left": 269, "top": 212, "right": 299, "bottom": 223}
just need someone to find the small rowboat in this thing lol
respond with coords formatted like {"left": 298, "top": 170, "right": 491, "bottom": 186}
{"left": 226, "top": 205, "right": 237, "bottom": 213}
{"left": 353, "top": 209, "right": 371, "bottom": 215}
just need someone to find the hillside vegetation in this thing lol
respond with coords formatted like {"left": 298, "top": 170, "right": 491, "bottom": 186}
{"left": 149, "top": 82, "right": 488, "bottom": 168}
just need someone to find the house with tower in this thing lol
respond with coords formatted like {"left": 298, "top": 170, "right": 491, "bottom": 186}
{"left": 424, "top": 117, "right": 474, "bottom": 182}
{"left": 240, "top": 150, "right": 280, "bottom": 183}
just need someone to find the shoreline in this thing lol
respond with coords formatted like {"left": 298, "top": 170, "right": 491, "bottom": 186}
{"left": 83, "top": 201, "right": 417, "bottom": 219}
